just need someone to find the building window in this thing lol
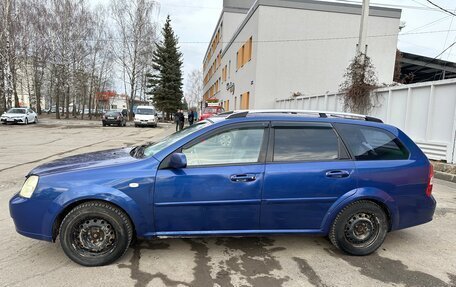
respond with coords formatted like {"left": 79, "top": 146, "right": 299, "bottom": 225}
{"left": 240, "top": 92, "right": 250, "bottom": 109}
{"left": 241, "top": 45, "right": 245, "bottom": 67}
{"left": 234, "top": 96, "right": 237, "bottom": 110}
{"left": 243, "top": 37, "right": 252, "bottom": 64}
{"left": 247, "top": 37, "right": 252, "bottom": 62}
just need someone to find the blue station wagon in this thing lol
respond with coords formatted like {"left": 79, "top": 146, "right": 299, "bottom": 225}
{"left": 9, "top": 110, "right": 436, "bottom": 266}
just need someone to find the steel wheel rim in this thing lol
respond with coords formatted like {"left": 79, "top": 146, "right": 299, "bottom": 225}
{"left": 344, "top": 212, "right": 380, "bottom": 247}
{"left": 70, "top": 217, "right": 117, "bottom": 257}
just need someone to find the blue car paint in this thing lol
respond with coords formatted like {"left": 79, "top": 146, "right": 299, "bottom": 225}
{"left": 9, "top": 114, "right": 436, "bottom": 242}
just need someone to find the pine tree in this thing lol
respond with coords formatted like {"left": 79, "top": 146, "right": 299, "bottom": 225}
{"left": 147, "top": 16, "right": 183, "bottom": 118}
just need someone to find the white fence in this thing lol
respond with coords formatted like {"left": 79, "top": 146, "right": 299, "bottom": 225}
{"left": 275, "top": 79, "right": 456, "bottom": 163}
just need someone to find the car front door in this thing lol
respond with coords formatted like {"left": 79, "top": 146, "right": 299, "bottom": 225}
{"left": 154, "top": 122, "right": 269, "bottom": 235}
{"left": 261, "top": 122, "right": 357, "bottom": 231}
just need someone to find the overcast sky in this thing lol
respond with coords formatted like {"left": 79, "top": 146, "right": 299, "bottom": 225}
{"left": 102, "top": 0, "right": 456, "bottom": 91}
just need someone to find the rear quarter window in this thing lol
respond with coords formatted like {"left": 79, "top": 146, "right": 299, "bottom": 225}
{"left": 334, "top": 124, "right": 409, "bottom": 161}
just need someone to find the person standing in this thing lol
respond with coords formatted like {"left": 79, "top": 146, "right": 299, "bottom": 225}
{"left": 188, "top": 110, "right": 194, "bottom": 126}
{"left": 178, "top": 109, "right": 185, "bottom": 131}
{"left": 174, "top": 110, "right": 182, "bottom": 131}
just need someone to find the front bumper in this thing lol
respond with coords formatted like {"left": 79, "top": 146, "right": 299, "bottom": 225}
{"left": 134, "top": 119, "right": 157, "bottom": 126}
{"left": 103, "top": 119, "right": 122, "bottom": 125}
{"left": 1, "top": 118, "right": 25, "bottom": 124}
{"left": 9, "top": 194, "right": 53, "bottom": 241}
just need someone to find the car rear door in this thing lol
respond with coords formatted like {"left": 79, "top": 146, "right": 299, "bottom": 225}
{"left": 154, "top": 122, "right": 269, "bottom": 234}
{"left": 261, "top": 121, "right": 357, "bottom": 230}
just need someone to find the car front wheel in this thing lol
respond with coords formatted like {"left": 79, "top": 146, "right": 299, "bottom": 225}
{"left": 329, "top": 200, "right": 388, "bottom": 256}
{"left": 59, "top": 201, "right": 133, "bottom": 266}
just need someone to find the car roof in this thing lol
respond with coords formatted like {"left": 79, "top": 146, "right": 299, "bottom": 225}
{"left": 208, "top": 110, "right": 396, "bottom": 132}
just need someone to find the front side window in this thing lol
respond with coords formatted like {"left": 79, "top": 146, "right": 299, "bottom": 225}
{"left": 143, "top": 121, "right": 212, "bottom": 158}
{"left": 273, "top": 126, "right": 340, "bottom": 162}
{"left": 334, "top": 124, "right": 409, "bottom": 161}
{"left": 183, "top": 127, "right": 265, "bottom": 166}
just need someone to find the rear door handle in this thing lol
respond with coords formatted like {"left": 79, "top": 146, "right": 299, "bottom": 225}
{"left": 325, "top": 170, "right": 350, "bottom": 178}
{"left": 230, "top": 174, "right": 257, "bottom": 182}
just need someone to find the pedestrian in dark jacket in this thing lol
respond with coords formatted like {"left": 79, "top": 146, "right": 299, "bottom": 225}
{"left": 178, "top": 110, "right": 185, "bottom": 131}
{"left": 188, "top": 110, "right": 194, "bottom": 126}
{"left": 174, "top": 110, "right": 183, "bottom": 131}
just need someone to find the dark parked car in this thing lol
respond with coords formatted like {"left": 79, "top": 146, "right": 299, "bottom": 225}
{"left": 102, "top": 111, "right": 126, "bottom": 127}
{"left": 9, "top": 110, "right": 436, "bottom": 266}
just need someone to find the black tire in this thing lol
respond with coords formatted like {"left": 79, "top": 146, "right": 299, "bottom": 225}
{"left": 329, "top": 200, "right": 388, "bottom": 256}
{"left": 59, "top": 201, "right": 133, "bottom": 267}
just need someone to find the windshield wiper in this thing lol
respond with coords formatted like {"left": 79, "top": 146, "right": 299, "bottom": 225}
{"left": 130, "top": 142, "right": 155, "bottom": 158}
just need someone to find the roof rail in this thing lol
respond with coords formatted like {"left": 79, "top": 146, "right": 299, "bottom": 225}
{"left": 225, "top": 109, "right": 383, "bottom": 123}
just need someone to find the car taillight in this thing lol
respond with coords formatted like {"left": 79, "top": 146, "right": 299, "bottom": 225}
{"left": 426, "top": 165, "right": 434, "bottom": 197}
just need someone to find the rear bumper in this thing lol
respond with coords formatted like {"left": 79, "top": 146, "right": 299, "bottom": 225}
{"left": 9, "top": 194, "right": 53, "bottom": 242}
{"left": 393, "top": 195, "right": 437, "bottom": 231}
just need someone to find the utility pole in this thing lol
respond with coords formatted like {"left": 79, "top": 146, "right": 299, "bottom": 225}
{"left": 357, "top": 0, "right": 370, "bottom": 60}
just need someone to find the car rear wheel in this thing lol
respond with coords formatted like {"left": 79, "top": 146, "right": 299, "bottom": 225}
{"left": 329, "top": 200, "right": 388, "bottom": 256}
{"left": 59, "top": 201, "right": 133, "bottom": 266}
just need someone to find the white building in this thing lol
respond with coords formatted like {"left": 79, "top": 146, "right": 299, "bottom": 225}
{"left": 202, "top": 0, "right": 401, "bottom": 110}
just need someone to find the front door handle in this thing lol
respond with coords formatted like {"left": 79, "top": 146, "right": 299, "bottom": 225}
{"left": 325, "top": 170, "right": 350, "bottom": 178}
{"left": 230, "top": 174, "right": 257, "bottom": 182}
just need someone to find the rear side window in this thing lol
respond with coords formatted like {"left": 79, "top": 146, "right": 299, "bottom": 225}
{"left": 273, "top": 126, "right": 340, "bottom": 162}
{"left": 335, "top": 124, "right": 409, "bottom": 161}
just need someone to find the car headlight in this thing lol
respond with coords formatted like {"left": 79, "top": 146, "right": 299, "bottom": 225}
{"left": 19, "top": 176, "right": 39, "bottom": 198}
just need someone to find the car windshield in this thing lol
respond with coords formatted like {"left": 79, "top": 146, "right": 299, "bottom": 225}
{"left": 105, "top": 111, "right": 119, "bottom": 116}
{"left": 7, "top": 108, "right": 26, "bottom": 114}
{"left": 142, "top": 121, "right": 212, "bottom": 158}
{"left": 136, "top": 108, "right": 155, "bottom": 115}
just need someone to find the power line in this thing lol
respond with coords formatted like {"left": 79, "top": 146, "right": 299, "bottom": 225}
{"left": 425, "top": 0, "right": 456, "bottom": 16}
{"left": 62, "top": 28, "right": 456, "bottom": 45}
{"left": 406, "top": 15, "right": 450, "bottom": 33}
{"left": 335, "top": 0, "right": 439, "bottom": 11}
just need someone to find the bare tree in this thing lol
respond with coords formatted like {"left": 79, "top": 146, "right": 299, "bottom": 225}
{"left": 112, "top": 0, "right": 157, "bottom": 119}
{"left": 1, "top": 0, "right": 15, "bottom": 111}
{"left": 185, "top": 69, "right": 203, "bottom": 109}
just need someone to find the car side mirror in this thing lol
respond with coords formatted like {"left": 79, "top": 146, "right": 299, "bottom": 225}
{"left": 169, "top": 153, "right": 187, "bottom": 169}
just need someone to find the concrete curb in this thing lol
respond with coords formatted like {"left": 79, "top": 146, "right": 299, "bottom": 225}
{"left": 434, "top": 171, "right": 456, "bottom": 183}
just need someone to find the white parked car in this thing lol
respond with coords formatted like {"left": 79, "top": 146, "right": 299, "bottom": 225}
{"left": 1, "top": 108, "right": 38, "bottom": 125}
{"left": 134, "top": 106, "right": 158, "bottom": 128}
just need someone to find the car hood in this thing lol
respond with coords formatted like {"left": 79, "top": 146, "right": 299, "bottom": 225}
{"left": 2, "top": 113, "right": 26, "bottom": 117}
{"left": 29, "top": 147, "right": 137, "bottom": 176}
